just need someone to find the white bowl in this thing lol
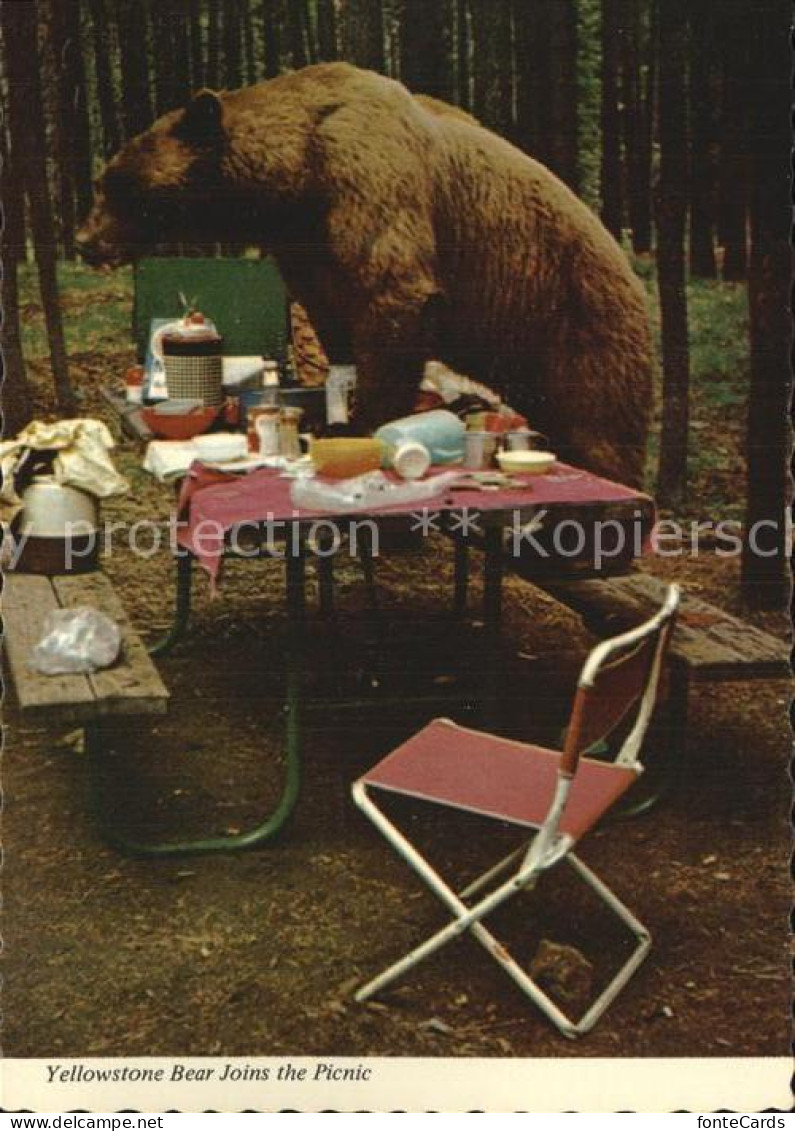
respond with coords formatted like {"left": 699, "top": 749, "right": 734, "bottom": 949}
{"left": 496, "top": 449, "right": 557, "bottom": 475}
{"left": 193, "top": 432, "right": 249, "bottom": 462}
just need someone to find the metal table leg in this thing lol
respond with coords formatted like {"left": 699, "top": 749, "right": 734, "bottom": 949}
{"left": 482, "top": 526, "right": 504, "bottom": 728}
{"left": 87, "top": 533, "right": 306, "bottom": 856}
{"left": 454, "top": 535, "right": 470, "bottom": 617}
{"left": 149, "top": 551, "right": 194, "bottom": 657}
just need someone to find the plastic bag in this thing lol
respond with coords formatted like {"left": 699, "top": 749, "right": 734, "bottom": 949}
{"left": 291, "top": 469, "right": 460, "bottom": 513}
{"left": 29, "top": 607, "right": 122, "bottom": 676}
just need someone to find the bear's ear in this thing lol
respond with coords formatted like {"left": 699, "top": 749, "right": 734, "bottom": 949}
{"left": 175, "top": 89, "right": 225, "bottom": 147}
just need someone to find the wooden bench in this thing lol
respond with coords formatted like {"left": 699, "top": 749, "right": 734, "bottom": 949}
{"left": 537, "top": 572, "right": 790, "bottom": 800}
{"left": 3, "top": 572, "right": 169, "bottom": 723}
{"left": 3, "top": 572, "right": 169, "bottom": 848}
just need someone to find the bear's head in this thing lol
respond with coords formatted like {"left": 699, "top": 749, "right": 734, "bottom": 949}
{"left": 77, "top": 91, "right": 229, "bottom": 265}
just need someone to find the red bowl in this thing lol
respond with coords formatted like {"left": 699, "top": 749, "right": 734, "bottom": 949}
{"left": 141, "top": 405, "right": 221, "bottom": 441}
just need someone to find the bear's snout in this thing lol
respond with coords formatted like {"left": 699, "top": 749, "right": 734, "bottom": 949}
{"left": 75, "top": 221, "right": 128, "bottom": 267}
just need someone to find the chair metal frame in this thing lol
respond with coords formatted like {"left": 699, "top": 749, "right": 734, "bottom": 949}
{"left": 352, "top": 584, "right": 680, "bottom": 1038}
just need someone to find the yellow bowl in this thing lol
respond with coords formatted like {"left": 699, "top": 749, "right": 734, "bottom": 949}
{"left": 496, "top": 449, "right": 557, "bottom": 475}
{"left": 310, "top": 438, "right": 384, "bottom": 479}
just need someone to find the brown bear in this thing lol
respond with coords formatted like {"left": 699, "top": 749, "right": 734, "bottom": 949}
{"left": 77, "top": 62, "right": 652, "bottom": 485}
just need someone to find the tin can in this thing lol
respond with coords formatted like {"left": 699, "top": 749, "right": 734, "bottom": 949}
{"left": 279, "top": 406, "right": 304, "bottom": 459}
{"left": 464, "top": 431, "right": 498, "bottom": 470}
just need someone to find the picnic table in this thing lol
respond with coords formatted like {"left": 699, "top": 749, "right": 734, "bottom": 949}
{"left": 111, "top": 460, "right": 651, "bottom": 856}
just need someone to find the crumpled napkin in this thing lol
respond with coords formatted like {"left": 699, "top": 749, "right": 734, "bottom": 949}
{"left": 0, "top": 418, "right": 128, "bottom": 521}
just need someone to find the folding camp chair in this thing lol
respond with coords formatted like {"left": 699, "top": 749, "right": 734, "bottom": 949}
{"left": 351, "top": 583, "right": 680, "bottom": 1038}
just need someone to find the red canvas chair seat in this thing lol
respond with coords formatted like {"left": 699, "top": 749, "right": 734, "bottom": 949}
{"left": 363, "top": 719, "right": 637, "bottom": 843}
{"left": 352, "top": 584, "right": 680, "bottom": 1038}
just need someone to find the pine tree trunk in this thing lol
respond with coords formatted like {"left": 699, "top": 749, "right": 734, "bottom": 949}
{"left": 600, "top": 0, "right": 623, "bottom": 237}
{"left": 117, "top": 0, "right": 153, "bottom": 137}
{"left": 741, "top": 0, "right": 791, "bottom": 608}
{"left": 546, "top": 0, "right": 579, "bottom": 189}
{"left": 456, "top": 0, "right": 470, "bottom": 110}
{"left": 3, "top": 0, "right": 75, "bottom": 415}
{"left": 86, "top": 0, "right": 121, "bottom": 156}
{"left": 716, "top": 2, "right": 749, "bottom": 280}
{"left": 207, "top": 0, "right": 222, "bottom": 86}
{"left": 688, "top": 0, "right": 718, "bottom": 277}
{"left": 262, "top": 0, "right": 283, "bottom": 78}
{"left": 287, "top": 0, "right": 308, "bottom": 68}
{"left": 172, "top": 0, "right": 193, "bottom": 103}
{"left": 152, "top": 2, "right": 178, "bottom": 115}
{"left": 655, "top": 0, "right": 690, "bottom": 508}
{"left": 513, "top": 0, "right": 545, "bottom": 159}
{"left": 635, "top": 0, "right": 656, "bottom": 252}
{"left": 1, "top": 128, "right": 32, "bottom": 438}
{"left": 224, "top": 0, "right": 243, "bottom": 87}
{"left": 63, "top": 0, "right": 94, "bottom": 221}
{"left": 242, "top": 0, "right": 258, "bottom": 80}
{"left": 470, "top": 0, "right": 513, "bottom": 137}
{"left": 621, "top": 0, "right": 652, "bottom": 253}
{"left": 49, "top": 0, "right": 77, "bottom": 258}
{"left": 400, "top": 0, "right": 454, "bottom": 102}
{"left": 188, "top": 0, "right": 205, "bottom": 89}
{"left": 317, "top": 0, "right": 339, "bottom": 60}
{"left": 341, "top": 0, "right": 386, "bottom": 72}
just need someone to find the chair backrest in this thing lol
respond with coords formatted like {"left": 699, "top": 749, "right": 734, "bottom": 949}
{"left": 132, "top": 256, "right": 289, "bottom": 362}
{"left": 560, "top": 584, "right": 680, "bottom": 777}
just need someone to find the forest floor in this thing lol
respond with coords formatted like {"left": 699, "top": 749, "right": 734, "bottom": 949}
{"left": 3, "top": 263, "right": 791, "bottom": 1066}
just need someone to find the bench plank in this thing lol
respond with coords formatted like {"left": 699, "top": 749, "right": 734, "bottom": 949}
{"left": 2, "top": 574, "right": 96, "bottom": 721}
{"left": 53, "top": 574, "right": 169, "bottom": 716}
{"left": 540, "top": 572, "right": 789, "bottom": 680}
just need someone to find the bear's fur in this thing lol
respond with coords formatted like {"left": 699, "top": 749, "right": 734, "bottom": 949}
{"left": 78, "top": 63, "right": 652, "bottom": 485}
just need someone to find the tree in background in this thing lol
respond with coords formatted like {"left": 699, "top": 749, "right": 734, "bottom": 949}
{"left": 620, "top": 0, "right": 654, "bottom": 254}
{"left": 655, "top": 0, "right": 690, "bottom": 507}
{"left": 117, "top": 0, "right": 153, "bottom": 138}
{"left": 470, "top": 0, "right": 513, "bottom": 138}
{"left": 599, "top": 0, "right": 623, "bottom": 237}
{"left": 741, "top": 0, "right": 792, "bottom": 608}
{"left": 715, "top": 1, "right": 749, "bottom": 281}
{"left": 207, "top": 0, "right": 223, "bottom": 86}
{"left": 223, "top": 0, "right": 244, "bottom": 88}
{"left": 688, "top": 0, "right": 718, "bottom": 277}
{"left": 340, "top": 0, "right": 386, "bottom": 72}
{"left": 316, "top": 0, "right": 339, "bottom": 60}
{"left": 1, "top": 126, "right": 32, "bottom": 437}
{"left": 86, "top": 0, "right": 121, "bottom": 157}
{"left": 399, "top": 0, "right": 454, "bottom": 103}
{"left": 188, "top": 0, "right": 205, "bottom": 89}
{"left": 262, "top": 0, "right": 283, "bottom": 78}
{"left": 2, "top": 0, "right": 75, "bottom": 415}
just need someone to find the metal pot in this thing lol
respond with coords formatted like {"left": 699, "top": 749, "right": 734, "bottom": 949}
{"left": 13, "top": 477, "right": 100, "bottom": 575}
{"left": 19, "top": 477, "right": 99, "bottom": 537}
